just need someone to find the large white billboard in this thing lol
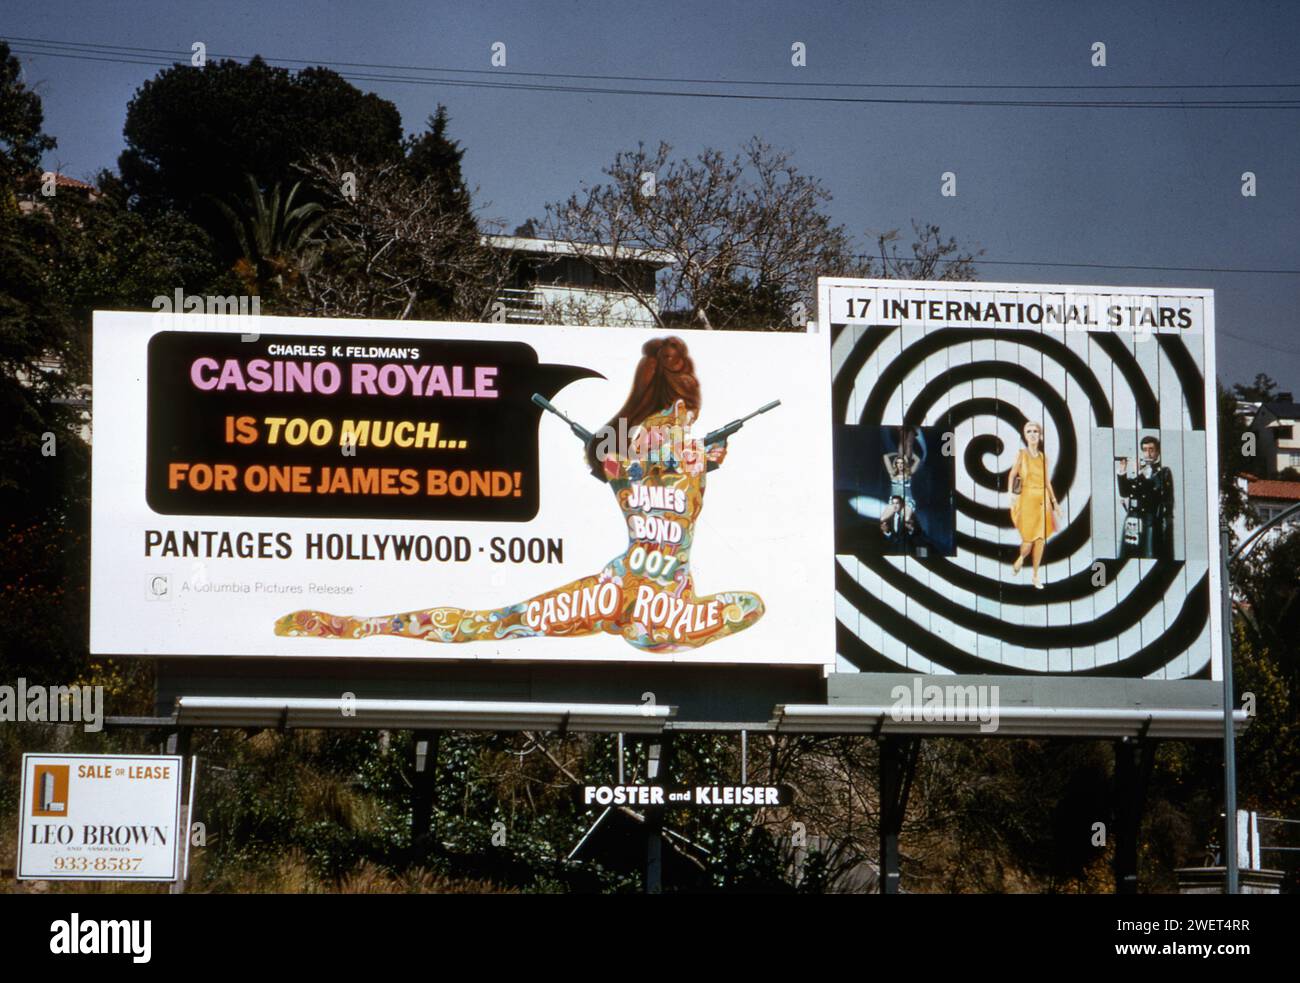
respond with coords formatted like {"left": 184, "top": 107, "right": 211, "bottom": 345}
{"left": 90, "top": 313, "right": 835, "bottom": 667}
{"left": 821, "top": 279, "right": 1220, "bottom": 679}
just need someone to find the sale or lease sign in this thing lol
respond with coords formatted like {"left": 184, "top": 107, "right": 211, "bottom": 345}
{"left": 17, "top": 754, "right": 183, "bottom": 881}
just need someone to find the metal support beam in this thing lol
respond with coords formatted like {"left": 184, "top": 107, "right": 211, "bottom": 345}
{"left": 1113, "top": 736, "right": 1155, "bottom": 894}
{"left": 411, "top": 730, "right": 440, "bottom": 847}
{"left": 170, "top": 727, "right": 193, "bottom": 895}
{"left": 878, "top": 736, "right": 920, "bottom": 895}
{"left": 1220, "top": 522, "right": 1240, "bottom": 894}
{"left": 1216, "top": 499, "right": 1300, "bottom": 892}
{"left": 644, "top": 733, "right": 673, "bottom": 895}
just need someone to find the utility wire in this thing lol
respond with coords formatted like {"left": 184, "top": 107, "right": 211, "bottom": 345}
{"left": 12, "top": 36, "right": 1300, "bottom": 350}
{"left": 908, "top": 257, "right": 1300, "bottom": 276}
{"left": 1218, "top": 330, "right": 1300, "bottom": 356}
{"left": 16, "top": 48, "right": 1299, "bottom": 270}
{"left": 8, "top": 34, "right": 1300, "bottom": 90}
{"left": 7, "top": 39, "right": 1300, "bottom": 109}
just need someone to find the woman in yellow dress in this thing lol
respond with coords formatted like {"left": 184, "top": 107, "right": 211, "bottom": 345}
{"left": 1008, "top": 420, "right": 1061, "bottom": 589}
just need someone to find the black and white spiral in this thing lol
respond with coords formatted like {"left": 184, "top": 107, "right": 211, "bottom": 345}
{"left": 831, "top": 317, "right": 1211, "bottom": 679}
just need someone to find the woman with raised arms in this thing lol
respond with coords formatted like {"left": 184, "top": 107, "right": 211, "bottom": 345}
{"left": 275, "top": 336, "right": 765, "bottom": 652}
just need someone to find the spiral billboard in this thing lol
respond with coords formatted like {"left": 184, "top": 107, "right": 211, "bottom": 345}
{"left": 821, "top": 279, "right": 1220, "bottom": 679}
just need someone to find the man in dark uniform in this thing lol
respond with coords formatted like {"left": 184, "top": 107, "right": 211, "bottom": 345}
{"left": 881, "top": 495, "right": 934, "bottom": 557}
{"left": 1115, "top": 435, "right": 1175, "bottom": 559}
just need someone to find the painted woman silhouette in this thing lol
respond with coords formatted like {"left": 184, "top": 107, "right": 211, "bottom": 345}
{"left": 275, "top": 336, "right": 765, "bottom": 652}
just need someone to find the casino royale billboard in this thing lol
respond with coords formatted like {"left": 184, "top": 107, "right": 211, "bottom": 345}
{"left": 90, "top": 313, "right": 835, "bottom": 665}
{"left": 822, "top": 279, "right": 1221, "bottom": 680}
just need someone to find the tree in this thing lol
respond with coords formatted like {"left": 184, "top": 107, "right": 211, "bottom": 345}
{"left": 0, "top": 46, "right": 87, "bottom": 683}
{"left": 291, "top": 154, "right": 507, "bottom": 321}
{"left": 0, "top": 41, "right": 56, "bottom": 195}
{"left": 53, "top": 170, "right": 227, "bottom": 321}
{"left": 512, "top": 217, "right": 541, "bottom": 238}
{"left": 213, "top": 175, "right": 325, "bottom": 300}
{"left": 0, "top": 42, "right": 230, "bottom": 684}
{"left": 543, "top": 139, "right": 858, "bottom": 330}
{"left": 119, "top": 57, "right": 403, "bottom": 239}
{"left": 0, "top": 38, "right": 83, "bottom": 523}
{"left": 1234, "top": 529, "right": 1300, "bottom": 696}
{"left": 403, "top": 106, "right": 471, "bottom": 209}
{"left": 1218, "top": 382, "right": 1253, "bottom": 532}
{"left": 867, "top": 222, "right": 981, "bottom": 282}
{"left": 543, "top": 139, "right": 980, "bottom": 330}
{"left": 1232, "top": 373, "right": 1281, "bottom": 404}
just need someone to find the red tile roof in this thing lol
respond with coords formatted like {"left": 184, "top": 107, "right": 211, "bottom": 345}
{"left": 1247, "top": 479, "right": 1300, "bottom": 501}
{"left": 50, "top": 173, "right": 96, "bottom": 191}
{"left": 24, "top": 171, "right": 98, "bottom": 193}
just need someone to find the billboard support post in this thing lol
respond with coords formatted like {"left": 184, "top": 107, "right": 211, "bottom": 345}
{"left": 1113, "top": 735, "right": 1154, "bottom": 894}
{"left": 644, "top": 734, "right": 671, "bottom": 895}
{"left": 1216, "top": 498, "right": 1300, "bottom": 891}
{"left": 878, "top": 736, "right": 919, "bottom": 895}
{"left": 170, "top": 727, "right": 194, "bottom": 895}
{"left": 1221, "top": 522, "right": 1239, "bottom": 894}
{"left": 411, "top": 731, "right": 440, "bottom": 847}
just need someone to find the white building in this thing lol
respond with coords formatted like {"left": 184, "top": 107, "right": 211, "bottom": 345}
{"left": 485, "top": 235, "right": 674, "bottom": 328}
{"left": 1245, "top": 397, "right": 1300, "bottom": 477}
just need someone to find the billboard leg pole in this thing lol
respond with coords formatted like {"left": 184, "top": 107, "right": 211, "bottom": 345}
{"left": 1220, "top": 523, "right": 1239, "bottom": 895}
{"left": 171, "top": 727, "right": 193, "bottom": 895}
{"left": 1112, "top": 735, "right": 1154, "bottom": 894}
{"left": 644, "top": 734, "right": 671, "bottom": 895}
{"left": 878, "top": 736, "right": 919, "bottom": 895}
{"left": 411, "top": 730, "right": 440, "bottom": 852}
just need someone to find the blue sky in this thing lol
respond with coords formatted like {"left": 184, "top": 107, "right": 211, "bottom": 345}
{"left": 5, "top": 0, "right": 1298, "bottom": 389}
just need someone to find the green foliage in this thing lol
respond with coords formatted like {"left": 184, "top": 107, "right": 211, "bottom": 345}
{"left": 194, "top": 730, "right": 414, "bottom": 887}
{"left": 46, "top": 178, "right": 228, "bottom": 323}
{"left": 699, "top": 275, "right": 801, "bottom": 331}
{"left": 1232, "top": 373, "right": 1281, "bottom": 404}
{"left": 212, "top": 174, "right": 324, "bottom": 300}
{"left": 403, "top": 106, "right": 471, "bottom": 206}
{"left": 0, "top": 41, "right": 55, "bottom": 192}
{"left": 0, "top": 206, "right": 86, "bottom": 517}
{"left": 0, "top": 151, "right": 221, "bottom": 688}
{"left": 1217, "top": 382, "right": 1251, "bottom": 531}
{"left": 0, "top": 52, "right": 90, "bottom": 684}
{"left": 119, "top": 57, "right": 403, "bottom": 240}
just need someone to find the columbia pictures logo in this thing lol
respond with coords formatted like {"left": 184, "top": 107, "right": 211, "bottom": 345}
{"left": 33, "top": 764, "right": 69, "bottom": 817}
{"left": 147, "top": 574, "right": 170, "bottom": 601}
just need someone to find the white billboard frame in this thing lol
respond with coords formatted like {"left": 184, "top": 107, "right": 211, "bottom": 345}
{"left": 90, "top": 312, "right": 836, "bottom": 670}
{"left": 819, "top": 277, "right": 1221, "bottom": 681}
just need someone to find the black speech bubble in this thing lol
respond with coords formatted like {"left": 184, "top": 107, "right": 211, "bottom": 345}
{"left": 144, "top": 331, "right": 602, "bottom": 520}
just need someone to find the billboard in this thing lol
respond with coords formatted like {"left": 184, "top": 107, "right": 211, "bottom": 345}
{"left": 90, "top": 313, "right": 835, "bottom": 667}
{"left": 17, "top": 754, "right": 183, "bottom": 881}
{"left": 821, "top": 279, "right": 1220, "bottom": 679}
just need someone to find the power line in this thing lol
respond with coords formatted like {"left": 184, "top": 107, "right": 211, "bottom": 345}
{"left": 955, "top": 258, "right": 1300, "bottom": 276}
{"left": 857, "top": 255, "right": 1300, "bottom": 275}
{"left": 1218, "top": 330, "right": 1300, "bottom": 356}
{"left": 8, "top": 34, "right": 1300, "bottom": 91}
{"left": 7, "top": 39, "right": 1300, "bottom": 109}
